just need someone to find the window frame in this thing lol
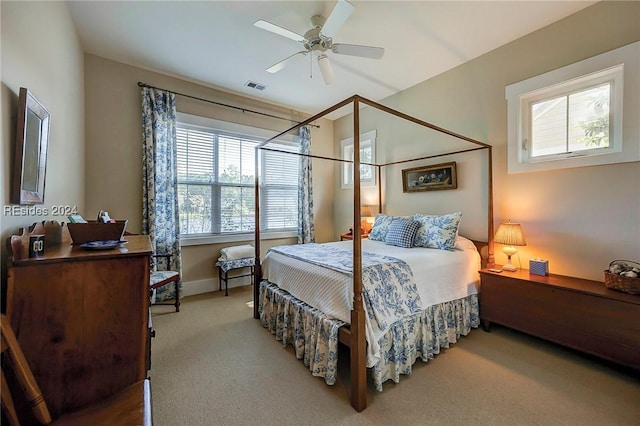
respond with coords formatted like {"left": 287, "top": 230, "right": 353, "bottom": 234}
{"left": 506, "top": 41, "right": 639, "bottom": 174}
{"left": 523, "top": 71, "right": 617, "bottom": 161}
{"left": 176, "top": 113, "right": 298, "bottom": 245}
{"left": 258, "top": 141, "right": 300, "bottom": 232}
{"left": 340, "top": 130, "right": 377, "bottom": 189}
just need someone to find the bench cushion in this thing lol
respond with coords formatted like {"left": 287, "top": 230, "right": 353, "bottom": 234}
{"left": 216, "top": 257, "right": 255, "bottom": 273}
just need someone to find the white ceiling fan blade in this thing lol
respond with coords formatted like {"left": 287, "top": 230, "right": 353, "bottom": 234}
{"left": 266, "top": 50, "right": 308, "bottom": 73}
{"left": 332, "top": 43, "right": 385, "bottom": 59}
{"left": 320, "top": 0, "right": 355, "bottom": 38}
{"left": 317, "top": 54, "right": 334, "bottom": 85}
{"left": 254, "top": 20, "right": 305, "bottom": 42}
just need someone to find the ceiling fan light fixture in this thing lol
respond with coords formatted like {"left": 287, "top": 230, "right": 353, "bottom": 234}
{"left": 317, "top": 54, "right": 334, "bottom": 85}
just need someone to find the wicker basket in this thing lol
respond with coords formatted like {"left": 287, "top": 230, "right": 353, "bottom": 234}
{"left": 604, "top": 260, "right": 640, "bottom": 295}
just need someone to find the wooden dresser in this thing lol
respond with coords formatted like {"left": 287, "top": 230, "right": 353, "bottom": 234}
{"left": 6, "top": 223, "right": 152, "bottom": 419}
{"left": 479, "top": 268, "right": 640, "bottom": 371}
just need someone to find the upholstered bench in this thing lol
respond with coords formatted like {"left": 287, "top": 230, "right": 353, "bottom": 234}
{"left": 216, "top": 245, "right": 255, "bottom": 296}
{"left": 216, "top": 257, "right": 255, "bottom": 296}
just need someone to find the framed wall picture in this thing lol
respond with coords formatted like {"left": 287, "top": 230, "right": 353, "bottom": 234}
{"left": 402, "top": 161, "right": 457, "bottom": 192}
{"left": 340, "top": 130, "right": 376, "bottom": 189}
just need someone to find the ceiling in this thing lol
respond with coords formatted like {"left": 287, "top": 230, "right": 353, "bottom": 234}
{"left": 67, "top": 1, "right": 597, "bottom": 120}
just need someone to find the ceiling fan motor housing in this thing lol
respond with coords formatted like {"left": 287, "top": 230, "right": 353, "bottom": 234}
{"left": 304, "top": 31, "right": 331, "bottom": 52}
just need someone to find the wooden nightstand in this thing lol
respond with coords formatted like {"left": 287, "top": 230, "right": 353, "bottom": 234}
{"left": 340, "top": 232, "right": 369, "bottom": 241}
{"left": 479, "top": 268, "right": 640, "bottom": 371}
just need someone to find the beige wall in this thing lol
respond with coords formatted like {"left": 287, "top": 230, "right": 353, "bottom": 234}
{"left": 84, "top": 55, "right": 335, "bottom": 295}
{"left": 333, "top": 103, "right": 489, "bottom": 242}
{"left": 1, "top": 1, "right": 335, "bottom": 296}
{"left": 1, "top": 2, "right": 85, "bottom": 280}
{"left": 3, "top": 1, "right": 637, "bottom": 294}
{"left": 334, "top": 1, "right": 640, "bottom": 281}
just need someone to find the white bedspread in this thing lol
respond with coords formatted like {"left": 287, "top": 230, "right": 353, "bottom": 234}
{"left": 262, "top": 236, "right": 481, "bottom": 365}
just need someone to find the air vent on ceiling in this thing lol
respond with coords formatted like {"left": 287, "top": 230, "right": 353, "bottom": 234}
{"left": 245, "top": 81, "right": 267, "bottom": 91}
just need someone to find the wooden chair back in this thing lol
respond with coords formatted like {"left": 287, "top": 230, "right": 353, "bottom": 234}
{"left": 1, "top": 314, "right": 52, "bottom": 425}
{"left": 150, "top": 253, "right": 181, "bottom": 312}
{"left": 121, "top": 232, "right": 180, "bottom": 311}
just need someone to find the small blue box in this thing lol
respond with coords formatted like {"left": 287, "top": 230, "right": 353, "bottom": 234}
{"left": 530, "top": 259, "right": 549, "bottom": 276}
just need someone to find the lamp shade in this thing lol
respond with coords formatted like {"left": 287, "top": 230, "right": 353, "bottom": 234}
{"left": 360, "top": 206, "right": 373, "bottom": 217}
{"left": 494, "top": 222, "right": 526, "bottom": 246}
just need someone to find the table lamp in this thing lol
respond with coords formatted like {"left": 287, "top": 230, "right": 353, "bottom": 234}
{"left": 360, "top": 206, "right": 373, "bottom": 233}
{"left": 494, "top": 221, "right": 526, "bottom": 271}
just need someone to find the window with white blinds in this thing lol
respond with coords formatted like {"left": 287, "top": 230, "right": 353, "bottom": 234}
{"left": 262, "top": 147, "right": 299, "bottom": 230}
{"left": 176, "top": 122, "right": 299, "bottom": 236}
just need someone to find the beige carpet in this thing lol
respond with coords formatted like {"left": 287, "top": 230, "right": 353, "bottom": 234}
{"left": 150, "top": 285, "right": 640, "bottom": 426}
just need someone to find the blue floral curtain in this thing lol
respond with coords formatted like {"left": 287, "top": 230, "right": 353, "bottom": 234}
{"left": 297, "top": 125, "right": 315, "bottom": 244}
{"left": 141, "top": 87, "right": 182, "bottom": 302}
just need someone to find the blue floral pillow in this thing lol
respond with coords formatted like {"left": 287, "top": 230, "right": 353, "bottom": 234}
{"left": 413, "top": 212, "right": 462, "bottom": 251}
{"left": 368, "top": 214, "right": 409, "bottom": 241}
{"left": 385, "top": 218, "right": 420, "bottom": 248}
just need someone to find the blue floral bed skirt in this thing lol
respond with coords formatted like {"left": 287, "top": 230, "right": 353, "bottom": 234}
{"left": 259, "top": 280, "right": 479, "bottom": 391}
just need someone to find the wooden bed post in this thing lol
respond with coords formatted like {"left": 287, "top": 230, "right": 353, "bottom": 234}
{"left": 487, "top": 146, "right": 495, "bottom": 266}
{"left": 350, "top": 97, "right": 367, "bottom": 412}
{"left": 377, "top": 165, "right": 382, "bottom": 214}
{"left": 251, "top": 96, "right": 353, "bottom": 321}
{"left": 253, "top": 146, "right": 261, "bottom": 319}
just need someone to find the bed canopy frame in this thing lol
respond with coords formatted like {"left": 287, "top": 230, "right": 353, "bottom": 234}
{"left": 253, "top": 94, "right": 494, "bottom": 411}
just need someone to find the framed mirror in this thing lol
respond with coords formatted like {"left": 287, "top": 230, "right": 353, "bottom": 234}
{"left": 12, "top": 87, "right": 50, "bottom": 204}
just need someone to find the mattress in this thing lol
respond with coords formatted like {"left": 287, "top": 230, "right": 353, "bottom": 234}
{"left": 262, "top": 236, "right": 481, "bottom": 362}
{"left": 263, "top": 237, "right": 480, "bottom": 321}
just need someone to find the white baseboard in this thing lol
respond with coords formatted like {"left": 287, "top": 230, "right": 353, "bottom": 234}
{"left": 182, "top": 276, "right": 252, "bottom": 297}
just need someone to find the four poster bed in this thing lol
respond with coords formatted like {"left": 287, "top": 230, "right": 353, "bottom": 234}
{"left": 253, "top": 95, "right": 494, "bottom": 412}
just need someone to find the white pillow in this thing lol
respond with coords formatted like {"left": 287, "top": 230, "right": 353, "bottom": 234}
{"left": 219, "top": 244, "right": 254, "bottom": 261}
{"left": 454, "top": 236, "right": 477, "bottom": 251}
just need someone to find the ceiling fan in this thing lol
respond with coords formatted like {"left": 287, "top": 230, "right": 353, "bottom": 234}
{"left": 254, "top": 0, "right": 384, "bottom": 85}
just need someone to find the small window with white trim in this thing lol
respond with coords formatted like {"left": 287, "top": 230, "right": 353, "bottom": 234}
{"left": 527, "top": 72, "right": 615, "bottom": 159}
{"left": 506, "top": 42, "right": 639, "bottom": 174}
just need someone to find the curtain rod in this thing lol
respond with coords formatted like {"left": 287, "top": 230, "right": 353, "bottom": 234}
{"left": 137, "top": 82, "right": 319, "bottom": 129}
